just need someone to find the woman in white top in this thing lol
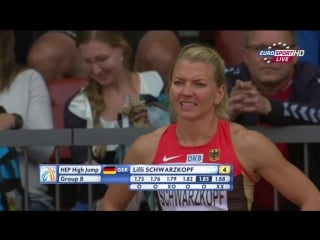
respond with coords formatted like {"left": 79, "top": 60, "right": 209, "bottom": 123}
{"left": 64, "top": 31, "right": 169, "bottom": 211}
{"left": 0, "top": 31, "right": 54, "bottom": 211}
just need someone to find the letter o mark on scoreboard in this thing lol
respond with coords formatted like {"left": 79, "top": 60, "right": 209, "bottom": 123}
{"left": 153, "top": 184, "right": 158, "bottom": 189}
{"left": 186, "top": 184, "right": 190, "bottom": 189}
{"left": 202, "top": 184, "right": 206, "bottom": 189}
{"left": 137, "top": 184, "right": 141, "bottom": 189}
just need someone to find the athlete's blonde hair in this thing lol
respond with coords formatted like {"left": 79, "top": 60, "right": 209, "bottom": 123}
{"left": 167, "top": 43, "right": 229, "bottom": 121}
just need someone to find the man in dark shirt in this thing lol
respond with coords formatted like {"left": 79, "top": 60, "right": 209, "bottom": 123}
{"left": 225, "top": 30, "right": 320, "bottom": 211}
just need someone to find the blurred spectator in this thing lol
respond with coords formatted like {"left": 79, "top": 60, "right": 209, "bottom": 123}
{"left": 225, "top": 30, "right": 320, "bottom": 210}
{"left": 128, "top": 31, "right": 180, "bottom": 85}
{"left": 199, "top": 31, "right": 246, "bottom": 66}
{"left": 64, "top": 31, "right": 170, "bottom": 211}
{"left": 0, "top": 31, "right": 54, "bottom": 211}
{"left": 22, "top": 31, "right": 180, "bottom": 87}
{"left": 27, "top": 31, "right": 86, "bottom": 83}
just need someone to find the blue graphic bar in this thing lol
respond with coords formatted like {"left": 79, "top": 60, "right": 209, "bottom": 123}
{"left": 39, "top": 164, "right": 233, "bottom": 190}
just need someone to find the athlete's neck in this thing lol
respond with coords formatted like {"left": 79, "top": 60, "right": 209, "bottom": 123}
{"left": 175, "top": 117, "right": 218, "bottom": 147}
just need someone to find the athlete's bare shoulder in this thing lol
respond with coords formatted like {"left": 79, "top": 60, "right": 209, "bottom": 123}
{"left": 134, "top": 126, "right": 166, "bottom": 150}
{"left": 229, "top": 121, "right": 264, "bottom": 145}
{"left": 229, "top": 122, "right": 257, "bottom": 155}
{"left": 123, "top": 126, "right": 168, "bottom": 165}
{"left": 229, "top": 121, "right": 277, "bottom": 176}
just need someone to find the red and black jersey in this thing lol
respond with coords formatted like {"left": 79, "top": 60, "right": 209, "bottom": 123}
{"left": 152, "top": 120, "right": 254, "bottom": 211}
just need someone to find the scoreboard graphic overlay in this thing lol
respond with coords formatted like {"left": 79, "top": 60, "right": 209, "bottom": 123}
{"left": 39, "top": 164, "right": 233, "bottom": 191}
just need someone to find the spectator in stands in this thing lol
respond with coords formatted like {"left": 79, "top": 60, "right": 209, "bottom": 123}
{"left": 295, "top": 30, "right": 320, "bottom": 65}
{"left": 226, "top": 30, "right": 320, "bottom": 210}
{"left": 25, "top": 31, "right": 180, "bottom": 87}
{"left": 128, "top": 31, "right": 180, "bottom": 84}
{"left": 0, "top": 31, "right": 54, "bottom": 211}
{"left": 27, "top": 31, "right": 86, "bottom": 83}
{"left": 64, "top": 31, "right": 170, "bottom": 211}
{"left": 99, "top": 43, "right": 320, "bottom": 211}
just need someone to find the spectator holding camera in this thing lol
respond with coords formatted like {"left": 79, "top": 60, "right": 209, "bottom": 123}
{"left": 64, "top": 31, "right": 170, "bottom": 211}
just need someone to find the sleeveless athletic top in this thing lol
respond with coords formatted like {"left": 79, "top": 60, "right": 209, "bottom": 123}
{"left": 152, "top": 120, "right": 254, "bottom": 211}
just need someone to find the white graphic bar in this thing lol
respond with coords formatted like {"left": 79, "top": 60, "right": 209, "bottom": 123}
{"left": 58, "top": 175, "right": 101, "bottom": 183}
{"left": 129, "top": 183, "right": 231, "bottom": 191}
{"left": 58, "top": 165, "right": 101, "bottom": 174}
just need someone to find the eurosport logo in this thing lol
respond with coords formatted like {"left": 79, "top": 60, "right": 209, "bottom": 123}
{"left": 259, "top": 42, "right": 305, "bottom": 63}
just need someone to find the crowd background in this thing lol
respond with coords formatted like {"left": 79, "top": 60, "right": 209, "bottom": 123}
{"left": 6, "top": 30, "right": 320, "bottom": 211}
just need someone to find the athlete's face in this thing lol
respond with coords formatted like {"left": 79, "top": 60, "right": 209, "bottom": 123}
{"left": 78, "top": 40, "right": 124, "bottom": 86}
{"left": 169, "top": 60, "right": 224, "bottom": 120}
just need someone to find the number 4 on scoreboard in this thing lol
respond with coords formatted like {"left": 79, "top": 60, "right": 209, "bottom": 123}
{"left": 218, "top": 165, "right": 231, "bottom": 174}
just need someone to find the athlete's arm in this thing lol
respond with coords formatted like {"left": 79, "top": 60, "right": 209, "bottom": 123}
{"left": 100, "top": 129, "right": 162, "bottom": 210}
{"left": 231, "top": 124, "right": 320, "bottom": 210}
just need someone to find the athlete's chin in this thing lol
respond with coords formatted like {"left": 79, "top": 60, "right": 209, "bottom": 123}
{"left": 176, "top": 113, "right": 198, "bottom": 121}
